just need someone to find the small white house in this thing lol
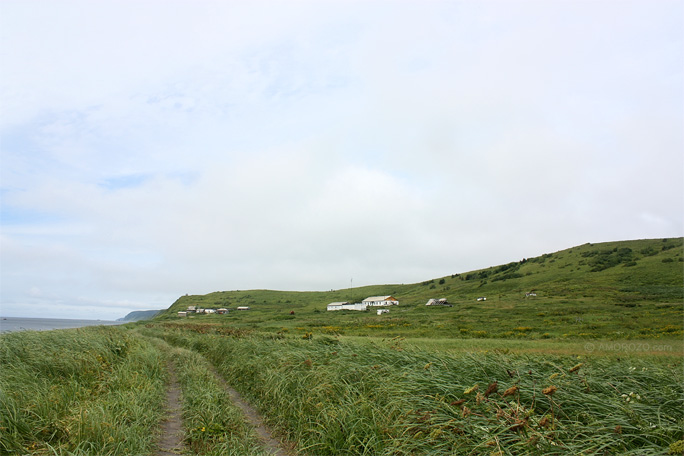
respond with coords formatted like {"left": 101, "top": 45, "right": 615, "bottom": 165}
{"left": 236, "top": 306, "right": 250, "bottom": 311}
{"left": 177, "top": 311, "right": 187, "bottom": 317}
{"left": 327, "top": 302, "right": 367, "bottom": 311}
{"left": 376, "top": 309, "right": 389, "bottom": 315}
{"left": 205, "top": 308, "right": 216, "bottom": 314}
{"left": 525, "top": 292, "right": 537, "bottom": 297}
{"left": 477, "top": 297, "right": 487, "bottom": 302}
{"left": 217, "top": 308, "right": 228, "bottom": 314}
{"left": 187, "top": 306, "right": 196, "bottom": 312}
{"left": 362, "top": 296, "right": 399, "bottom": 307}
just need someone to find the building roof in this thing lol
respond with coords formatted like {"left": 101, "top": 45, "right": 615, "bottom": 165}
{"left": 363, "top": 296, "right": 396, "bottom": 302}
{"left": 328, "top": 302, "right": 350, "bottom": 306}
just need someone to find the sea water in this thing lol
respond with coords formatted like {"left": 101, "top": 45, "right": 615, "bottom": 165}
{"left": 0, "top": 317, "right": 125, "bottom": 333}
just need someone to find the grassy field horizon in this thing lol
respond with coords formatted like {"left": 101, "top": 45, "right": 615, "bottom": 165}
{"left": 155, "top": 237, "right": 683, "bottom": 342}
{"left": 2, "top": 237, "right": 682, "bottom": 454}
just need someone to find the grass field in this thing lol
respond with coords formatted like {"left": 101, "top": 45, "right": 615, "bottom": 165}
{"left": 1, "top": 238, "right": 682, "bottom": 454}
{"left": 141, "top": 324, "right": 683, "bottom": 455}
{"left": 0, "top": 326, "right": 167, "bottom": 455}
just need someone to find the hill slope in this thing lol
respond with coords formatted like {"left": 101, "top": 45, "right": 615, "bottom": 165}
{"left": 158, "top": 238, "right": 683, "bottom": 339}
{"left": 118, "top": 310, "right": 162, "bottom": 322}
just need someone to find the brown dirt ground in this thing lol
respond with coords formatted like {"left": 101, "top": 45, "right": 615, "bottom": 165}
{"left": 156, "top": 362, "right": 185, "bottom": 456}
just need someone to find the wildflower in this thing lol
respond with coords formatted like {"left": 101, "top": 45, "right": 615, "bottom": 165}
{"left": 549, "top": 373, "right": 559, "bottom": 380}
{"left": 569, "top": 363, "right": 583, "bottom": 373}
{"left": 424, "top": 363, "right": 432, "bottom": 370}
{"left": 542, "top": 385, "right": 557, "bottom": 396}
{"left": 502, "top": 385, "right": 519, "bottom": 397}
{"left": 464, "top": 384, "right": 479, "bottom": 394}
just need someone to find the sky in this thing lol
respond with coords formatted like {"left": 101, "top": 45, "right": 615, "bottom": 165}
{"left": 1, "top": 1, "right": 682, "bottom": 320}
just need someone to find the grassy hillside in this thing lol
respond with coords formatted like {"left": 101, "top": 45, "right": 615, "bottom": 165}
{"left": 157, "top": 238, "right": 683, "bottom": 340}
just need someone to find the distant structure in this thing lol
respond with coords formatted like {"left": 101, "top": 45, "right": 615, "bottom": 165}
{"left": 525, "top": 292, "right": 537, "bottom": 297}
{"left": 477, "top": 297, "right": 487, "bottom": 301}
{"left": 327, "top": 302, "right": 367, "bottom": 311}
{"left": 376, "top": 309, "right": 389, "bottom": 315}
{"left": 426, "top": 298, "right": 451, "bottom": 307}
{"left": 327, "top": 296, "right": 399, "bottom": 312}
{"left": 236, "top": 306, "right": 250, "bottom": 311}
{"left": 362, "top": 296, "right": 399, "bottom": 307}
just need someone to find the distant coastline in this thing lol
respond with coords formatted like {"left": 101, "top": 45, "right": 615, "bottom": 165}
{"left": 0, "top": 316, "right": 125, "bottom": 333}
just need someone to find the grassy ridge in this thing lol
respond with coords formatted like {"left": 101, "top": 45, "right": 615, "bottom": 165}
{"left": 158, "top": 238, "right": 683, "bottom": 340}
{"left": 143, "top": 325, "right": 684, "bottom": 455}
{"left": 0, "top": 326, "right": 166, "bottom": 455}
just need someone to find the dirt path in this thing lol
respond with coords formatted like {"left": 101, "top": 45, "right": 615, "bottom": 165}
{"left": 156, "top": 362, "right": 185, "bottom": 456}
{"left": 209, "top": 365, "right": 295, "bottom": 456}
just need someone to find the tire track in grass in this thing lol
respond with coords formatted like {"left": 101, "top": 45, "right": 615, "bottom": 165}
{"left": 156, "top": 362, "right": 185, "bottom": 456}
{"left": 207, "top": 364, "right": 295, "bottom": 456}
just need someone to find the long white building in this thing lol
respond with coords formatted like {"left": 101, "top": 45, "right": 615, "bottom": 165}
{"left": 327, "top": 302, "right": 367, "bottom": 311}
{"left": 362, "top": 296, "right": 399, "bottom": 307}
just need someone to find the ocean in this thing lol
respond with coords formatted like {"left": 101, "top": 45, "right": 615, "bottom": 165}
{"left": 0, "top": 317, "right": 125, "bottom": 333}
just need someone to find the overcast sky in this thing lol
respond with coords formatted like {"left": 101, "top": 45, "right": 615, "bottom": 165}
{"left": 1, "top": 1, "right": 682, "bottom": 320}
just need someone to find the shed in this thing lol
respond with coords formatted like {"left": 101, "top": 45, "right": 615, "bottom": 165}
{"left": 236, "top": 306, "right": 250, "bottom": 311}
{"left": 426, "top": 298, "right": 451, "bottom": 307}
{"left": 177, "top": 311, "right": 187, "bottom": 317}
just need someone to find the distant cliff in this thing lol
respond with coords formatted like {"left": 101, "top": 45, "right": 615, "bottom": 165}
{"left": 118, "top": 310, "right": 162, "bottom": 322}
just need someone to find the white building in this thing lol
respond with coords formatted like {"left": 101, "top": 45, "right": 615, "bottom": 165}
{"left": 327, "top": 302, "right": 367, "bottom": 311}
{"left": 362, "top": 296, "right": 399, "bottom": 307}
{"left": 376, "top": 309, "right": 389, "bottom": 315}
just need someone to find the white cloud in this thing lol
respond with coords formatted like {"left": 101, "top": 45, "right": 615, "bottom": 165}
{"left": 1, "top": 0, "right": 682, "bottom": 318}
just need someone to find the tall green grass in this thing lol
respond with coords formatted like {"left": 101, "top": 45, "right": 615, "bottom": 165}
{"left": 145, "top": 325, "right": 684, "bottom": 455}
{"left": 163, "top": 341, "right": 274, "bottom": 455}
{"left": 0, "top": 327, "right": 166, "bottom": 455}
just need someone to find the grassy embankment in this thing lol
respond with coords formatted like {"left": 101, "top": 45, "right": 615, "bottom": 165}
{"left": 142, "top": 324, "right": 684, "bottom": 455}
{"left": 158, "top": 238, "right": 683, "bottom": 341}
{"left": 0, "top": 326, "right": 166, "bottom": 455}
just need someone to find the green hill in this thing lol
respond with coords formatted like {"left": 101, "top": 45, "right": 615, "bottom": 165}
{"left": 117, "top": 309, "right": 163, "bottom": 322}
{"left": 157, "top": 238, "right": 683, "bottom": 340}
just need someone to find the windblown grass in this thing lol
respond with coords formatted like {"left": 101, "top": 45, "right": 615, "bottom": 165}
{"left": 145, "top": 325, "right": 684, "bottom": 455}
{"left": 0, "top": 326, "right": 166, "bottom": 455}
{"left": 164, "top": 341, "right": 274, "bottom": 455}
